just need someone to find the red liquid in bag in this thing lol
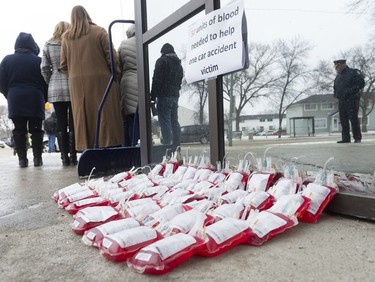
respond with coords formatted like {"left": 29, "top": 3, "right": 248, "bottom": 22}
{"left": 197, "top": 218, "right": 251, "bottom": 257}
{"left": 65, "top": 197, "right": 110, "bottom": 214}
{"left": 100, "top": 226, "right": 162, "bottom": 261}
{"left": 82, "top": 218, "right": 140, "bottom": 247}
{"left": 71, "top": 206, "right": 122, "bottom": 235}
{"left": 246, "top": 211, "right": 297, "bottom": 246}
{"left": 127, "top": 233, "right": 203, "bottom": 274}
{"left": 300, "top": 183, "right": 337, "bottom": 223}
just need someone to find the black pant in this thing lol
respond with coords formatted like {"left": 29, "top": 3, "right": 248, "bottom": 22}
{"left": 338, "top": 98, "right": 361, "bottom": 142}
{"left": 123, "top": 113, "right": 139, "bottom": 147}
{"left": 53, "top": 101, "right": 74, "bottom": 132}
{"left": 12, "top": 117, "right": 44, "bottom": 159}
{"left": 12, "top": 117, "right": 43, "bottom": 138}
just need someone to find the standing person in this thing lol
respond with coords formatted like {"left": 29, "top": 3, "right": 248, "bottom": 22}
{"left": 44, "top": 112, "right": 57, "bottom": 153}
{"left": 150, "top": 43, "right": 183, "bottom": 147}
{"left": 60, "top": 5, "right": 123, "bottom": 151}
{"left": 0, "top": 32, "right": 47, "bottom": 167}
{"left": 41, "top": 21, "right": 77, "bottom": 166}
{"left": 118, "top": 24, "right": 139, "bottom": 147}
{"left": 333, "top": 59, "right": 365, "bottom": 143}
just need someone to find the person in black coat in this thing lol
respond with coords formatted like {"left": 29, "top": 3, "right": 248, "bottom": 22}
{"left": 44, "top": 112, "right": 58, "bottom": 153}
{"left": 333, "top": 59, "right": 365, "bottom": 143}
{"left": 150, "top": 43, "right": 183, "bottom": 147}
{"left": 0, "top": 32, "right": 48, "bottom": 167}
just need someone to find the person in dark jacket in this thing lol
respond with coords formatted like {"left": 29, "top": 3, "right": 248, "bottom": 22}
{"left": 150, "top": 43, "right": 183, "bottom": 147}
{"left": 333, "top": 59, "right": 365, "bottom": 143}
{"left": 0, "top": 32, "right": 48, "bottom": 167}
{"left": 44, "top": 112, "right": 57, "bottom": 153}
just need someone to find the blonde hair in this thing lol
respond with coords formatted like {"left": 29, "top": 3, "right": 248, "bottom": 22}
{"left": 51, "top": 21, "right": 70, "bottom": 42}
{"left": 64, "top": 5, "right": 95, "bottom": 40}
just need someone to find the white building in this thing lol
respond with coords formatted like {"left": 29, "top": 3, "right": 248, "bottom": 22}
{"left": 287, "top": 94, "right": 375, "bottom": 136}
{"left": 235, "top": 113, "right": 287, "bottom": 133}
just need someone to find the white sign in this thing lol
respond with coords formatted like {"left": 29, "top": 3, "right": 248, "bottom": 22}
{"left": 185, "top": 0, "right": 248, "bottom": 84}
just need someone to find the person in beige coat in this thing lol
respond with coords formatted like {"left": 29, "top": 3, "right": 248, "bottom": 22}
{"left": 60, "top": 5, "right": 123, "bottom": 151}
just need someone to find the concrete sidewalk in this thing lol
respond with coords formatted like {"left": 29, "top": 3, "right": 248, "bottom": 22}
{"left": 0, "top": 147, "right": 374, "bottom": 282}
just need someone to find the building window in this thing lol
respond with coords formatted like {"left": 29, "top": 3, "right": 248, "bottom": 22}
{"left": 260, "top": 118, "right": 265, "bottom": 122}
{"left": 304, "top": 103, "right": 317, "bottom": 111}
{"left": 267, "top": 118, "right": 273, "bottom": 122}
{"left": 315, "top": 118, "right": 327, "bottom": 129}
{"left": 321, "top": 102, "right": 333, "bottom": 110}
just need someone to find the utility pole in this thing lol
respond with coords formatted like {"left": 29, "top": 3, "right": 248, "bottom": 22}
{"left": 228, "top": 73, "right": 235, "bottom": 147}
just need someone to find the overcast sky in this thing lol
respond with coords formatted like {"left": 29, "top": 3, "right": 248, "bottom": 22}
{"left": 0, "top": 0, "right": 372, "bottom": 107}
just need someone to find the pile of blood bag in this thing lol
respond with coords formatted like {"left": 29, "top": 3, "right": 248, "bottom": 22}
{"left": 53, "top": 155, "right": 338, "bottom": 274}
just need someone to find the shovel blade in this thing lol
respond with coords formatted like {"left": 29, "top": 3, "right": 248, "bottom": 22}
{"left": 77, "top": 147, "right": 141, "bottom": 178}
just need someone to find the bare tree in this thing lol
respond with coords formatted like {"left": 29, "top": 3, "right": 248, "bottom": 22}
{"left": 186, "top": 80, "right": 208, "bottom": 125}
{"left": 0, "top": 105, "right": 12, "bottom": 138}
{"left": 222, "top": 43, "right": 279, "bottom": 131}
{"left": 311, "top": 60, "right": 336, "bottom": 93}
{"left": 348, "top": 0, "right": 375, "bottom": 16}
{"left": 348, "top": 0, "right": 375, "bottom": 43}
{"left": 270, "top": 37, "right": 314, "bottom": 138}
{"left": 180, "top": 44, "right": 208, "bottom": 126}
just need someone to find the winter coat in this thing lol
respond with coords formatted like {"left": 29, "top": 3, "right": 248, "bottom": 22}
{"left": 0, "top": 32, "right": 47, "bottom": 120}
{"left": 118, "top": 31, "right": 138, "bottom": 116}
{"left": 60, "top": 24, "right": 123, "bottom": 151}
{"left": 41, "top": 39, "right": 70, "bottom": 103}
{"left": 334, "top": 66, "right": 365, "bottom": 100}
{"left": 44, "top": 112, "right": 57, "bottom": 135}
{"left": 150, "top": 46, "right": 183, "bottom": 100}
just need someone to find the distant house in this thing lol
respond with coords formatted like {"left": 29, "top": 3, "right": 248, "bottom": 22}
{"left": 152, "top": 105, "right": 196, "bottom": 128}
{"left": 235, "top": 113, "right": 287, "bottom": 133}
{"left": 178, "top": 105, "right": 196, "bottom": 126}
{"left": 286, "top": 94, "right": 375, "bottom": 136}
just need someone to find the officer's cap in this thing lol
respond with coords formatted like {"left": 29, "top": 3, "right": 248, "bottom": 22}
{"left": 333, "top": 59, "right": 346, "bottom": 65}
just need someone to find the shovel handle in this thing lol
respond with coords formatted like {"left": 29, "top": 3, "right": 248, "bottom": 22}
{"left": 94, "top": 19, "right": 136, "bottom": 148}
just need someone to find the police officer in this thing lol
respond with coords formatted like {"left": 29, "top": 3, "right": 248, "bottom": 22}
{"left": 333, "top": 59, "right": 365, "bottom": 143}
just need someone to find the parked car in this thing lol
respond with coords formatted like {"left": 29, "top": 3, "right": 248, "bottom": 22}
{"left": 180, "top": 124, "right": 210, "bottom": 144}
{"left": 0, "top": 140, "right": 5, "bottom": 148}
{"left": 271, "top": 129, "right": 287, "bottom": 135}
{"left": 257, "top": 130, "right": 274, "bottom": 136}
{"left": 6, "top": 135, "right": 59, "bottom": 152}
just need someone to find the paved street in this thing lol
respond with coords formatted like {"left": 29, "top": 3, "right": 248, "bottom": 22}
{"left": 182, "top": 133, "right": 375, "bottom": 174}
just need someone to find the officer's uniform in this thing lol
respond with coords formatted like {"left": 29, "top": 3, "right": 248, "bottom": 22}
{"left": 333, "top": 60, "right": 365, "bottom": 143}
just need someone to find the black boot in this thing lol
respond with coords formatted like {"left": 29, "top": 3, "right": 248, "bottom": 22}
{"left": 57, "top": 132, "right": 70, "bottom": 166}
{"left": 14, "top": 133, "right": 28, "bottom": 168}
{"left": 31, "top": 132, "right": 44, "bottom": 167}
{"left": 69, "top": 132, "right": 78, "bottom": 166}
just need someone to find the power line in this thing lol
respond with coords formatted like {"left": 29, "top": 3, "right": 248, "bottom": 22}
{"left": 245, "top": 8, "right": 366, "bottom": 15}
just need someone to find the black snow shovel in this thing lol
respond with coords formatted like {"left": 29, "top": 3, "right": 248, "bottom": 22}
{"left": 77, "top": 19, "right": 140, "bottom": 178}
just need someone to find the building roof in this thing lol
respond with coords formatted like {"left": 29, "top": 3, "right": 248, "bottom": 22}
{"left": 239, "top": 113, "right": 286, "bottom": 122}
{"left": 293, "top": 94, "right": 335, "bottom": 105}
